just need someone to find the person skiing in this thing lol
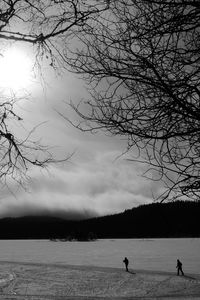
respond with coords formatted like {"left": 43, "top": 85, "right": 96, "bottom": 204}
{"left": 176, "top": 259, "right": 184, "bottom": 276}
{"left": 123, "top": 257, "right": 129, "bottom": 272}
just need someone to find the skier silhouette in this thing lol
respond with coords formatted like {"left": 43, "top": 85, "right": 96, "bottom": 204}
{"left": 123, "top": 257, "right": 129, "bottom": 272}
{"left": 176, "top": 259, "right": 184, "bottom": 276}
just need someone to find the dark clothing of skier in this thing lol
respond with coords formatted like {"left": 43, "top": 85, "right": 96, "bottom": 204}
{"left": 123, "top": 257, "right": 129, "bottom": 272}
{"left": 176, "top": 259, "right": 184, "bottom": 276}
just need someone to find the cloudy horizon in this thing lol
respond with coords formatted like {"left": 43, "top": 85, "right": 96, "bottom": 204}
{"left": 0, "top": 68, "right": 163, "bottom": 220}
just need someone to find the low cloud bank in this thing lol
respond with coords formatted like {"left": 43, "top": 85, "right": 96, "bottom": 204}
{"left": 0, "top": 151, "right": 161, "bottom": 219}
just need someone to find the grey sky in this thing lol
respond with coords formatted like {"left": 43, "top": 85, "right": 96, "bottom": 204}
{"left": 0, "top": 63, "right": 161, "bottom": 219}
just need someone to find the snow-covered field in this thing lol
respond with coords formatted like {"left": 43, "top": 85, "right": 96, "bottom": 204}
{"left": 0, "top": 262, "right": 200, "bottom": 299}
{"left": 0, "top": 238, "right": 199, "bottom": 274}
{"left": 0, "top": 239, "right": 199, "bottom": 299}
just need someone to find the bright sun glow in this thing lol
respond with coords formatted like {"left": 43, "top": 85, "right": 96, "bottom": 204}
{"left": 0, "top": 47, "right": 32, "bottom": 93}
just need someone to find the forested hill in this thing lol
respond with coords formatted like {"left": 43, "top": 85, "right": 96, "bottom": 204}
{"left": 0, "top": 201, "right": 200, "bottom": 239}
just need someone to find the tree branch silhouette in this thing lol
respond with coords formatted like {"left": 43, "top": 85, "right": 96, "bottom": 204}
{"left": 0, "top": 0, "right": 108, "bottom": 183}
{"left": 63, "top": 0, "right": 200, "bottom": 200}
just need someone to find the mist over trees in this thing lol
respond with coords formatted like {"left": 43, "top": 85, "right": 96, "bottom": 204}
{"left": 62, "top": 0, "right": 200, "bottom": 201}
{"left": 0, "top": 201, "right": 199, "bottom": 239}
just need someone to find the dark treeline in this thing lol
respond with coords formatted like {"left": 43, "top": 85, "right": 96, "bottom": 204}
{"left": 0, "top": 201, "right": 200, "bottom": 239}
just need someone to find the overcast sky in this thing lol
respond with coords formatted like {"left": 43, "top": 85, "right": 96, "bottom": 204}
{"left": 0, "top": 59, "right": 163, "bottom": 219}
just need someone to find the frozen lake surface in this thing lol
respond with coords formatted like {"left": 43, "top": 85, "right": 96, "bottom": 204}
{"left": 0, "top": 238, "right": 199, "bottom": 274}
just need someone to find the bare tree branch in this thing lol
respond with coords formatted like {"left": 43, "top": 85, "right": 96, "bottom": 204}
{"left": 0, "top": 0, "right": 109, "bottom": 183}
{"left": 63, "top": 0, "right": 200, "bottom": 200}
